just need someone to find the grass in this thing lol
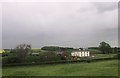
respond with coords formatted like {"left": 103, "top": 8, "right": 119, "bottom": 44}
{"left": 95, "top": 54, "right": 117, "bottom": 58}
{"left": 2, "top": 60, "right": 118, "bottom": 76}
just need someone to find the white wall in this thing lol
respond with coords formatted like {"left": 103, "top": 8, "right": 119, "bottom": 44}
{"left": 71, "top": 51, "right": 90, "bottom": 57}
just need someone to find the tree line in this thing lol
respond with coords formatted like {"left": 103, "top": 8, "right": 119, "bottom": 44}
{"left": 2, "top": 41, "right": 118, "bottom": 65}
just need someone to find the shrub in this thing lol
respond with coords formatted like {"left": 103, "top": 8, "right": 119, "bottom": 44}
{"left": 38, "top": 52, "right": 61, "bottom": 62}
{"left": 25, "top": 55, "right": 40, "bottom": 63}
{"left": 2, "top": 56, "right": 21, "bottom": 64}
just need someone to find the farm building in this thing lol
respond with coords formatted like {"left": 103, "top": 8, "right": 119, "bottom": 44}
{"left": 71, "top": 49, "right": 90, "bottom": 57}
{"left": 71, "top": 49, "right": 95, "bottom": 60}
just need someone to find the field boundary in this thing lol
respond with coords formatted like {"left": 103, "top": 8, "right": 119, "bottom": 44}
{"left": 2, "top": 57, "right": 118, "bottom": 67}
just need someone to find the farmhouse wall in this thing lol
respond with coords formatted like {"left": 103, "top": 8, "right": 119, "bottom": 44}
{"left": 71, "top": 51, "right": 90, "bottom": 57}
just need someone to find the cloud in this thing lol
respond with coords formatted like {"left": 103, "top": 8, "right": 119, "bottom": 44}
{"left": 93, "top": 2, "right": 117, "bottom": 13}
{"left": 2, "top": 2, "right": 118, "bottom": 48}
{"left": 0, "top": 18, "right": 1, "bottom": 48}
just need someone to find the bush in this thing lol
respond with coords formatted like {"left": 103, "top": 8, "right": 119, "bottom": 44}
{"left": 25, "top": 55, "right": 40, "bottom": 63}
{"left": 2, "top": 56, "right": 21, "bottom": 64}
{"left": 25, "top": 52, "right": 61, "bottom": 63}
{"left": 38, "top": 52, "right": 61, "bottom": 62}
{"left": 2, "top": 52, "right": 10, "bottom": 57}
{"left": 113, "top": 54, "right": 118, "bottom": 59}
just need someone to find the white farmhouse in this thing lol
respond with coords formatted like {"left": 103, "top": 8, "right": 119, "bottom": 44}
{"left": 71, "top": 49, "right": 90, "bottom": 57}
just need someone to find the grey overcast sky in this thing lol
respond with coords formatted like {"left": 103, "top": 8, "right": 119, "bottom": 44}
{"left": 2, "top": 2, "right": 118, "bottom": 49}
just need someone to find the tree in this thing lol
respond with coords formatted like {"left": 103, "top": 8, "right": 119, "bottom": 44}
{"left": 111, "top": 47, "right": 118, "bottom": 54}
{"left": 41, "top": 46, "right": 61, "bottom": 51}
{"left": 41, "top": 46, "right": 73, "bottom": 52}
{"left": 15, "top": 44, "right": 31, "bottom": 63}
{"left": 99, "top": 41, "right": 111, "bottom": 54}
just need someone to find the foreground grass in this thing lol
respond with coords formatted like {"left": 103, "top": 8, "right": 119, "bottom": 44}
{"left": 2, "top": 60, "right": 118, "bottom": 76}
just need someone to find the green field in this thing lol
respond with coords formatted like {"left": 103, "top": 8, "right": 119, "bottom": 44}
{"left": 94, "top": 54, "right": 117, "bottom": 58}
{"left": 2, "top": 60, "right": 118, "bottom": 76}
{"left": 0, "top": 50, "right": 5, "bottom": 53}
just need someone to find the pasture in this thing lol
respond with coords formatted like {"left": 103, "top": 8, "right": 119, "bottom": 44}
{"left": 2, "top": 60, "right": 118, "bottom": 76}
